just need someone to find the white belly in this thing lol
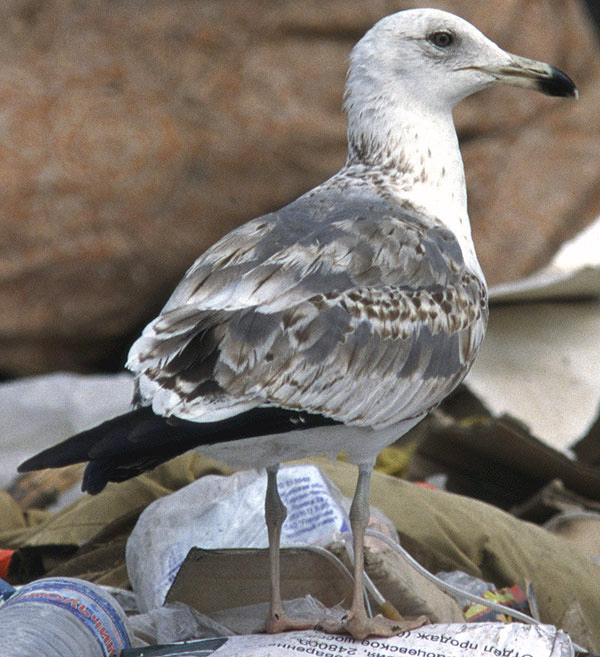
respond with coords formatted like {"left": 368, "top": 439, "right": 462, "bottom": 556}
{"left": 193, "top": 415, "right": 425, "bottom": 469}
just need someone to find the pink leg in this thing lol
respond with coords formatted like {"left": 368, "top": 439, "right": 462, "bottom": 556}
{"left": 265, "top": 464, "right": 316, "bottom": 633}
{"left": 321, "top": 462, "right": 427, "bottom": 639}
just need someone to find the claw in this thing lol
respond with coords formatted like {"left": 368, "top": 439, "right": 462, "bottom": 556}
{"left": 319, "top": 612, "right": 427, "bottom": 640}
{"left": 266, "top": 612, "right": 317, "bottom": 634}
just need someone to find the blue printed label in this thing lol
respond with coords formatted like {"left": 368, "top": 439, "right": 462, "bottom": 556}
{"left": 279, "top": 469, "right": 350, "bottom": 543}
{"left": 5, "top": 578, "right": 130, "bottom": 656}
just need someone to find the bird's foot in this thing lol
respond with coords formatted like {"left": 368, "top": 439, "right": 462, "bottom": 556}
{"left": 266, "top": 611, "right": 317, "bottom": 634}
{"left": 319, "top": 612, "right": 427, "bottom": 640}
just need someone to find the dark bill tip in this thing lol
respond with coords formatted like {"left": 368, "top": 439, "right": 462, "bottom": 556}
{"left": 538, "top": 66, "right": 578, "bottom": 98}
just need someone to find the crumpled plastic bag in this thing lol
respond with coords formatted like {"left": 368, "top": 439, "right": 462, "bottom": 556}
{"left": 126, "top": 463, "right": 396, "bottom": 612}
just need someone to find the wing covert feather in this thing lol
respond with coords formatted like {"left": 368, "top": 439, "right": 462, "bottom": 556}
{"left": 128, "top": 191, "right": 488, "bottom": 427}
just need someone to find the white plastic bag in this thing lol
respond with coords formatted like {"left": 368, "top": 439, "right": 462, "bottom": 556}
{"left": 127, "top": 464, "right": 355, "bottom": 612}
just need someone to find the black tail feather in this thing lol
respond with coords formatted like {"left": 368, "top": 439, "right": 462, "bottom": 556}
{"left": 18, "top": 406, "right": 339, "bottom": 494}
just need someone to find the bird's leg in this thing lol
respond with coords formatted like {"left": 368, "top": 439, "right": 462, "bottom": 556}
{"left": 321, "top": 461, "right": 427, "bottom": 639}
{"left": 265, "top": 464, "right": 316, "bottom": 633}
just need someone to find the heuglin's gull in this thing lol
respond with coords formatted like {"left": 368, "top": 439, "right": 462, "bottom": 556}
{"left": 20, "top": 8, "right": 576, "bottom": 639}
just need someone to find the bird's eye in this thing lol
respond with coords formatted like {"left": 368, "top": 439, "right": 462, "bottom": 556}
{"left": 428, "top": 30, "right": 455, "bottom": 48}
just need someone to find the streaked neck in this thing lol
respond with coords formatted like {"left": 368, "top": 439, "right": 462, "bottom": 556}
{"left": 343, "top": 101, "right": 483, "bottom": 279}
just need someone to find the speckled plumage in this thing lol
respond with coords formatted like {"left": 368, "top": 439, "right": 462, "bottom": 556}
{"left": 129, "top": 188, "right": 488, "bottom": 435}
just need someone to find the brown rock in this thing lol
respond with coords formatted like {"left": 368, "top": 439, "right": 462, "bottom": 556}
{"left": 0, "top": 0, "right": 598, "bottom": 373}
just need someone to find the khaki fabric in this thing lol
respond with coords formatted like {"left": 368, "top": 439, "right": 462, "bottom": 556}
{"left": 314, "top": 457, "right": 600, "bottom": 652}
{"left": 0, "top": 455, "right": 231, "bottom": 584}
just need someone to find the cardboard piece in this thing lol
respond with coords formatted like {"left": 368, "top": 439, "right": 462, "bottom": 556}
{"left": 328, "top": 543, "right": 464, "bottom": 624}
{"left": 165, "top": 547, "right": 353, "bottom": 614}
{"left": 409, "top": 406, "right": 600, "bottom": 509}
{"left": 511, "top": 479, "right": 600, "bottom": 524}
{"left": 573, "top": 412, "right": 600, "bottom": 466}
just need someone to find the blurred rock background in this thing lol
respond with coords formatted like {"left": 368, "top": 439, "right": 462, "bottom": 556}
{"left": 0, "top": 0, "right": 598, "bottom": 375}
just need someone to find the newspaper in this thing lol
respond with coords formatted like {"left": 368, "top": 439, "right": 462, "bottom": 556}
{"left": 121, "top": 623, "right": 574, "bottom": 657}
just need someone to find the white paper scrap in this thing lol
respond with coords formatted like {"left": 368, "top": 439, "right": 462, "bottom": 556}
{"left": 465, "top": 300, "right": 600, "bottom": 452}
{"left": 489, "top": 216, "right": 600, "bottom": 302}
{"left": 0, "top": 371, "right": 134, "bottom": 489}
{"left": 464, "top": 217, "right": 600, "bottom": 452}
{"left": 199, "top": 624, "right": 573, "bottom": 657}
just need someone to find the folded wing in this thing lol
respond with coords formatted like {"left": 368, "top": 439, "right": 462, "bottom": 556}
{"left": 128, "top": 191, "right": 488, "bottom": 427}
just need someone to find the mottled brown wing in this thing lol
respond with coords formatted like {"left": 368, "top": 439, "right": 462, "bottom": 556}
{"left": 127, "top": 191, "right": 488, "bottom": 426}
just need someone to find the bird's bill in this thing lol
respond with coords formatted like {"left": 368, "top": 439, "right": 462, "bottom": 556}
{"left": 464, "top": 54, "right": 578, "bottom": 98}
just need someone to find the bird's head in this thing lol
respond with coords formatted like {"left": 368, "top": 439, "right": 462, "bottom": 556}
{"left": 345, "top": 8, "right": 577, "bottom": 117}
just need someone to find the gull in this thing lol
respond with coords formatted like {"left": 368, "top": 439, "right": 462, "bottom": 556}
{"left": 19, "top": 9, "right": 576, "bottom": 639}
